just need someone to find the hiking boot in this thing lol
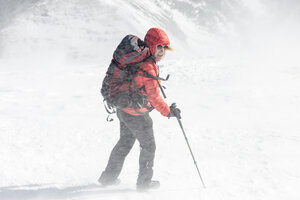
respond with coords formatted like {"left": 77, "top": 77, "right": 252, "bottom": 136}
{"left": 136, "top": 180, "right": 160, "bottom": 191}
{"left": 98, "top": 177, "right": 121, "bottom": 187}
{"left": 98, "top": 172, "right": 121, "bottom": 187}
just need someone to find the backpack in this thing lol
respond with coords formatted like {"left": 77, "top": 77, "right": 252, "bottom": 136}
{"left": 101, "top": 35, "right": 169, "bottom": 116}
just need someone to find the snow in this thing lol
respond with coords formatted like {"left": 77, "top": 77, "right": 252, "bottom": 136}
{"left": 1, "top": 0, "right": 300, "bottom": 200}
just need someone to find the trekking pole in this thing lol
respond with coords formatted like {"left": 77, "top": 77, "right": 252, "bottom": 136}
{"left": 171, "top": 103, "right": 206, "bottom": 188}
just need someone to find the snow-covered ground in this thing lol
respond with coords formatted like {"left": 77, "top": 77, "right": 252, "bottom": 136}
{"left": 1, "top": 0, "right": 300, "bottom": 200}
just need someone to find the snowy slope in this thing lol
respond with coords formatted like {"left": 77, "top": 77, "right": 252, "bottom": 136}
{"left": 0, "top": 0, "right": 215, "bottom": 62}
{"left": 1, "top": 0, "right": 300, "bottom": 200}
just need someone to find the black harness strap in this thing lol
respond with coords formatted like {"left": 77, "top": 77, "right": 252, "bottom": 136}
{"left": 136, "top": 68, "right": 169, "bottom": 99}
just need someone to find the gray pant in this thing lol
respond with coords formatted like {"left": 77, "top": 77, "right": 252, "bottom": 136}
{"left": 99, "top": 109, "right": 156, "bottom": 186}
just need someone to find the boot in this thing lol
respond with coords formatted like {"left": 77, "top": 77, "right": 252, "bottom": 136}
{"left": 98, "top": 171, "right": 121, "bottom": 186}
{"left": 136, "top": 180, "right": 160, "bottom": 191}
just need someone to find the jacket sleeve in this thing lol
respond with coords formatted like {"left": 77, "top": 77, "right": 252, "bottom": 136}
{"left": 141, "top": 63, "right": 170, "bottom": 117}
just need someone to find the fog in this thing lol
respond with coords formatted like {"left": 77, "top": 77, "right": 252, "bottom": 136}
{"left": 216, "top": 0, "right": 300, "bottom": 68}
{"left": 0, "top": 1, "right": 300, "bottom": 200}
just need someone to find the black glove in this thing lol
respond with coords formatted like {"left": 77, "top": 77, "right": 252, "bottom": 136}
{"left": 168, "top": 105, "right": 181, "bottom": 119}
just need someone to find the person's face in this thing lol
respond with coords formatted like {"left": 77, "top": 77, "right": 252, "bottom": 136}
{"left": 154, "top": 45, "right": 169, "bottom": 61}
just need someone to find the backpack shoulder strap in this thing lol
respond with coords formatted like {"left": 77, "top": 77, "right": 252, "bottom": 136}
{"left": 137, "top": 68, "right": 169, "bottom": 81}
{"left": 135, "top": 58, "right": 170, "bottom": 99}
{"left": 134, "top": 56, "right": 169, "bottom": 80}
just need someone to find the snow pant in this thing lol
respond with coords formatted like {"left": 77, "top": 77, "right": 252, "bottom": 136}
{"left": 99, "top": 109, "right": 156, "bottom": 186}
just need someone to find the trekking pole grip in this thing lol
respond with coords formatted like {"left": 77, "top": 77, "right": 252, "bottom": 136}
{"left": 170, "top": 103, "right": 180, "bottom": 120}
{"left": 171, "top": 103, "right": 177, "bottom": 108}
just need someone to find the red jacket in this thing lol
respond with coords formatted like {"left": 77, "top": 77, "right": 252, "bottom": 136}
{"left": 123, "top": 28, "right": 171, "bottom": 117}
{"left": 122, "top": 59, "right": 170, "bottom": 116}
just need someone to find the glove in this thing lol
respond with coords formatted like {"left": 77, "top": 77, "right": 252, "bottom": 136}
{"left": 168, "top": 104, "right": 181, "bottom": 119}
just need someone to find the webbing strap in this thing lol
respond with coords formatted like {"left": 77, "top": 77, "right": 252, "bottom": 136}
{"left": 135, "top": 69, "right": 168, "bottom": 99}
{"left": 103, "top": 99, "right": 116, "bottom": 114}
{"left": 130, "top": 77, "right": 152, "bottom": 115}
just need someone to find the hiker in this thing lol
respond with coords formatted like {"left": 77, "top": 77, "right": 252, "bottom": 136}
{"left": 99, "top": 28, "right": 181, "bottom": 190}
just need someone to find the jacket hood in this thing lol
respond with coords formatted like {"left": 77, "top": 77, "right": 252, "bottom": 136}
{"left": 144, "top": 28, "right": 170, "bottom": 56}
